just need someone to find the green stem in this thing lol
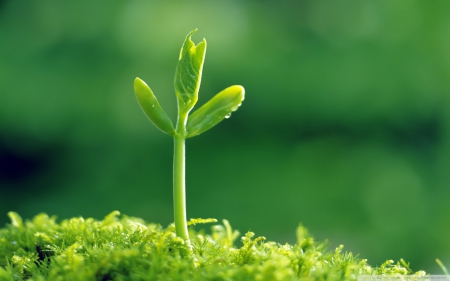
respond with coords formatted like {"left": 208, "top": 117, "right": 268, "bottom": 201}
{"left": 173, "top": 113, "right": 189, "bottom": 241}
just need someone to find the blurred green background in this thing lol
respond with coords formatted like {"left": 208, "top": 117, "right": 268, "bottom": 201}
{"left": 1, "top": 0, "right": 449, "bottom": 273}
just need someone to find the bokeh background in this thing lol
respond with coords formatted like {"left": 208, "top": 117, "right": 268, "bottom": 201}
{"left": 1, "top": 0, "right": 449, "bottom": 273}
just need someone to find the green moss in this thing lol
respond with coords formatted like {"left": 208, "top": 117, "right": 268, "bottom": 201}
{"left": 0, "top": 211, "right": 426, "bottom": 281}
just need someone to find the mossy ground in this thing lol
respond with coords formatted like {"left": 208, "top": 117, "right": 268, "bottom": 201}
{"left": 0, "top": 211, "right": 425, "bottom": 281}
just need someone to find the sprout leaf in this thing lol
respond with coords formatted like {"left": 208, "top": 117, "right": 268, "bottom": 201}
{"left": 174, "top": 29, "right": 207, "bottom": 114}
{"left": 186, "top": 85, "right": 245, "bottom": 138}
{"left": 134, "top": 77, "right": 175, "bottom": 136}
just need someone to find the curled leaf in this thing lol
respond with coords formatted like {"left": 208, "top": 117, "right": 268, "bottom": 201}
{"left": 134, "top": 77, "right": 175, "bottom": 136}
{"left": 174, "top": 29, "right": 207, "bottom": 114}
{"left": 186, "top": 85, "right": 245, "bottom": 138}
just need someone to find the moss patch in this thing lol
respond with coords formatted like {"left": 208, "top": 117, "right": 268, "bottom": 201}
{"left": 0, "top": 211, "right": 425, "bottom": 281}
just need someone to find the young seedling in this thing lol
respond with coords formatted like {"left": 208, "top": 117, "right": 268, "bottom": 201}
{"left": 134, "top": 29, "right": 245, "bottom": 243}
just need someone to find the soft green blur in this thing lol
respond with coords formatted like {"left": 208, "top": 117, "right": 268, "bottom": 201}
{"left": 0, "top": 0, "right": 449, "bottom": 273}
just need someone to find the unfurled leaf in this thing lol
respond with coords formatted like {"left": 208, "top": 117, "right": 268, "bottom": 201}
{"left": 134, "top": 77, "right": 175, "bottom": 136}
{"left": 186, "top": 85, "right": 245, "bottom": 138}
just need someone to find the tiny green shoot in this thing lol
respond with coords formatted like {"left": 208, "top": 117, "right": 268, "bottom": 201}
{"left": 134, "top": 29, "right": 245, "bottom": 243}
{"left": 436, "top": 259, "right": 449, "bottom": 275}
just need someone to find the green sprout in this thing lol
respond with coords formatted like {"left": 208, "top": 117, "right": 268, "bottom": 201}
{"left": 133, "top": 29, "right": 245, "bottom": 242}
{"left": 436, "top": 259, "right": 449, "bottom": 275}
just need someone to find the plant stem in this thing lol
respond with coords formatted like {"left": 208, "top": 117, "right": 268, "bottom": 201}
{"left": 173, "top": 114, "right": 189, "bottom": 241}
